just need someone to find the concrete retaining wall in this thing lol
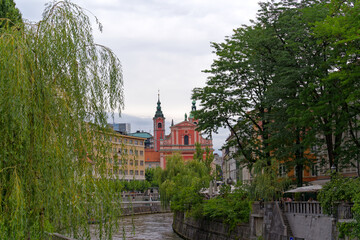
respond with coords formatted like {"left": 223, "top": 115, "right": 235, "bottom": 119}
{"left": 172, "top": 211, "right": 250, "bottom": 240}
{"left": 285, "top": 212, "right": 335, "bottom": 240}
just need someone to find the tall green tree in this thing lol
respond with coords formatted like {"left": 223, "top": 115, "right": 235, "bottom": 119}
{"left": 194, "top": 0, "right": 359, "bottom": 187}
{"left": 192, "top": 23, "right": 276, "bottom": 171}
{"left": 0, "top": 1, "right": 123, "bottom": 239}
{"left": 0, "top": 0, "right": 22, "bottom": 28}
{"left": 313, "top": 0, "right": 360, "bottom": 173}
{"left": 256, "top": 0, "right": 332, "bottom": 186}
{"left": 264, "top": 0, "right": 359, "bottom": 174}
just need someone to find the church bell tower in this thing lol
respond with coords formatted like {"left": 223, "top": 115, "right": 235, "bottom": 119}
{"left": 153, "top": 92, "right": 165, "bottom": 152}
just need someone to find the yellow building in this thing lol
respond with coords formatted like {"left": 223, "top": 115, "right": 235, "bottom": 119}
{"left": 96, "top": 130, "right": 146, "bottom": 181}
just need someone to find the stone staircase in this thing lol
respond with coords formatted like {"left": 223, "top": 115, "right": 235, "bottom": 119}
{"left": 281, "top": 212, "right": 294, "bottom": 237}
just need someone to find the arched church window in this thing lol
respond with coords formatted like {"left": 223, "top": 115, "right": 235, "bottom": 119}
{"left": 158, "top": 122, "right": 162, "bottom": 129}
{"left": 184, "top": 135, "right": 189, "bottom": 145}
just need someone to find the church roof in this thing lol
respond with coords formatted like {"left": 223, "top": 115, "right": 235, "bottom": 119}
{"left": 154, "top": 93, "right": 164, "bottom": 118}
{"left": 171, "top": 120, "right": 197, "bottom": 128}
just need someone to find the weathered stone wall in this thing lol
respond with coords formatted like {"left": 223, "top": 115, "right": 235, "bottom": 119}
{"left": 263, "top": 202, "right": 290, "bottom": 240}
{"left": 172, "top": 211, "right": 250, "bottom": 240}
{"left": 122, "top": 204, "right": 170, "bottom": 216}
{"left": 285, "top": 212, "right": 335, "bottom": 240}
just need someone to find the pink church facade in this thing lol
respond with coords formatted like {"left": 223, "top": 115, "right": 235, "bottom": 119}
{"left": 147, "top": 95, "right": 213, "bottom": 169}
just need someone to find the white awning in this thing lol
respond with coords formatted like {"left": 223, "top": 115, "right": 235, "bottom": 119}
{"left": 285, "top": 184, "right": 322, "bottom": 193}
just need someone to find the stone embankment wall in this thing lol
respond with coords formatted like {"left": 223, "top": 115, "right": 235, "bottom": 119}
{"left": 122, "top": 203, "right": 170, "bottom": 216}
{"left": 172, "top": 211, "right": 250, "bottom": 240}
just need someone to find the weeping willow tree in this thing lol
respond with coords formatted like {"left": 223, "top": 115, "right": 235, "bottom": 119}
{"left": 0, "top": 1, "right": 124, "bottom": 239}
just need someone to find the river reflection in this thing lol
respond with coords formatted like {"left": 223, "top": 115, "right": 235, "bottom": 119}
{"left": 92, "top": 213, "right": 182, "bottom": 240}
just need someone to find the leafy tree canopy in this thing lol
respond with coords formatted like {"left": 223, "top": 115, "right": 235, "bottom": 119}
{"left": 0, "top": 0, "right": 22, "bottom": 28}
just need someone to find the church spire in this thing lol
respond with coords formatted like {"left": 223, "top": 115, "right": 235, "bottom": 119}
{"left": 154, "top": 90, "right": 164, "bottom": 118}
{"left": 189, "top": 100, "right": 196, "bottom": 119}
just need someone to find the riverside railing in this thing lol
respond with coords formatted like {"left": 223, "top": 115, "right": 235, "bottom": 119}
{"left": 284, "top": 201, "right": 325, "bottom": 215}
{"left": 284, "top": 201, "right": 354, "bottom": 219}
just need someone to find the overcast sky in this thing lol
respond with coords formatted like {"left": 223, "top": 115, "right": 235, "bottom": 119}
{"left": 15, "top": 0, "right": 261, "bottom": 154}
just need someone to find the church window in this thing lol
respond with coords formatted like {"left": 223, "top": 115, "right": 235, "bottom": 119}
{"left": 184, "top": 135, "right": 189, "bottom": 145}
{"left": 158, "top": 122, "right": 162, "bottom": 129}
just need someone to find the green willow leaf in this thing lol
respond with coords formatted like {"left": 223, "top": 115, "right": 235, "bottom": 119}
{"left": 0, "top": 1, "right": 124, "bottom": 239}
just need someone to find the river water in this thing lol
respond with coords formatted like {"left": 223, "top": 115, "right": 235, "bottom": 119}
{"left": 92, "top": 213, "right": 182, "bottom": 240}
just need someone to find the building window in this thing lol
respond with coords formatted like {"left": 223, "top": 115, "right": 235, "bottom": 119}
{"left": 140, "top": 170, "right": 144, "bottom": 175}
{"left": 184, "top": 135, "right": 189, "bottom": 145}
{"left": 135, "top": 160, "right": 139, "bottom": 166}
{"left": 158, "top": 122, "right": 162, "bottom": 128}
{"left": 140, "top": 151, "right": 144, "bottom": 156}
{"left": 130, "top": 170, "right": 134, "bottom": 175}
{"left": 129, "top": 140, "right": 133, "bottom": 144}
{"left": 130, "top": 160, "right": 133, "bottom": 165}
{"left": 114, "top": 137, "right": 117, "bottom": 142}
{"left": 129, "top": 149, "right": 133, "bottom": 155}
{"left": 279, "top": 164, "right": 286, "bottom": 177}
{"left": 135, "top": 140, "right": 138, "bottom": 145}
{"left": 140, "top": 161, "right": 144, "bottom": 166}
{"left": 124, "top": 170, "right": 128, "bottom": 175}
{"left": 139, "top": 141, "right": 143, "bottom": 145}
{"left": 135, "top": 170, "right": 139, "bottom": 175}
{"left": 311, "top": 164, "right": 318, "bottom": 176}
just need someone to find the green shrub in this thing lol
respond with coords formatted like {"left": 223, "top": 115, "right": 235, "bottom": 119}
{"left": 202, "top": 185, "right": 251, "bottom": 229}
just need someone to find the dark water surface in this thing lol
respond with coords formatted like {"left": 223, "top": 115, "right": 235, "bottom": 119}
{"left": 92, "top": 213, "right": 182, "bottom": 240}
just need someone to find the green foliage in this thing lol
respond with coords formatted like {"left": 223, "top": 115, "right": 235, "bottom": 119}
{"left": 157, "top": 154, "right": 211, "bottom": 213}
{"left": 0, "top": 0, "right": 22, "bottom": 29}
{"left": 193, "top": 142, "right": 204, "bottom": 161}
{"left": 145, "top": 167, "right": 160, "bottom": 187}
{"left": 202, "top": 185, "right": 251, "bottom": 229}
{"left": 122, "top": 180, "right": 150, "bottom": 193}
{"left": 318, "top": 174, "right": 360, "bottom": 238}
{"left": 0, "top": 1, "right": 123, "bottom": 239}
{"left": 157, "top": 154, "right": 251, "bottom": 230}
{"left": 351, "top": 192, "right": 360, "bottom": 238}
{"left": 215, "top": 164, "right": 222, "bottom": 181}
{"left": 247, "top": 159, "right": 291, "bottom": 201}
{"left": 193, "top": 0, "right": 360, "bottom": 188}
{"left": 318, "top": 174, "right": 360, "bottom": 214}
